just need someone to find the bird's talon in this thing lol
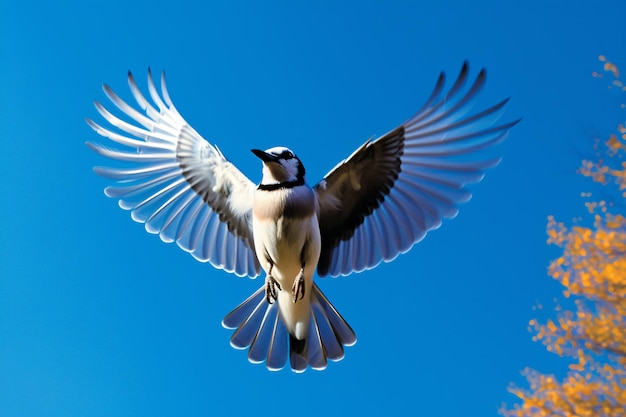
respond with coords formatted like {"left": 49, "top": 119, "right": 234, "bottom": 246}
{"left": 265, "top": 275, "right": 281, "bottom": 304}
{"left": 291, "top": 270, "right": 305, "bottom": 303}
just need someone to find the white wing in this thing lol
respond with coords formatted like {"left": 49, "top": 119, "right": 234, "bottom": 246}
{"left": 87, "top": 70, "right": 261, "bottom": 278}
{"left": 315, "top": 62, "right": 519, "bottom": 277}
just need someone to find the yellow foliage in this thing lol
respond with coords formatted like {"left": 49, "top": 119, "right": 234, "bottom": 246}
{"left": 502, "top": 57, "right": 626, "bottom": 417}
{"left": 605, "top": 62, "right": 620, "bottom": 79}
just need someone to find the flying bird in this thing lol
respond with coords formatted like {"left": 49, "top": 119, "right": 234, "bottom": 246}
{"left": 87, "top": 62, "right": 518, "bottom": 372}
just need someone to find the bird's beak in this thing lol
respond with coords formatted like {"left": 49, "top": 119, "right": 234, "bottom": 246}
{"left": 251, "top": 149, "right": 279, "bottom": 163}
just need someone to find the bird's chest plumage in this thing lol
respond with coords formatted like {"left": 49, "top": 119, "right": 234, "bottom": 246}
{"left": 252, "top": 186, "right": 319, "bottom": 269}
{"left": 252, "top": 185, "right": 322, "bottom": 340}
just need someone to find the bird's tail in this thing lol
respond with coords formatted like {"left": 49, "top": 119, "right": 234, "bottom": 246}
{"left": 222, "top": 283, "right": 356, "bottom": 372}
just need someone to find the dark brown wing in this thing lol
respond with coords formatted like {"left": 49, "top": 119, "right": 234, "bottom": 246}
{"left": 314, "top": 62, "right": 519, "bottom": 277}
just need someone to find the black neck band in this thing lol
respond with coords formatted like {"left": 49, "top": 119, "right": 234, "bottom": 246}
{"left": 257, "top": 177, "right": 305, "bottom": 191}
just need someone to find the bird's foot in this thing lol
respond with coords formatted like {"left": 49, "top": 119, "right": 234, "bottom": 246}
{"left": 265, "top": 274, "right": 281, "bottom": 304}
{"left": 291, "top": 269, "right": 305, "bottom": 303}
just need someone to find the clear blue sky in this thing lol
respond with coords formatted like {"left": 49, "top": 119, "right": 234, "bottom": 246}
{"left": 1, "top": 1, "right": 625, "bottom": 416}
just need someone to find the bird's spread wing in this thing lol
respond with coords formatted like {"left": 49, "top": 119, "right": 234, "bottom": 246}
{"left": 315, "top": 62, "right": 519, "bottom": 277}
{"left": 87, "top": 70, "right": 261, "bottom": 278}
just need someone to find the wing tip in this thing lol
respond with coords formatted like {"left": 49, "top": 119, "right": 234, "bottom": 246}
{"left": 85, "top": 141, "right": 101, "bottom": 154}
{"left": 460, "top": 60, "right": 470, "bottom": 75}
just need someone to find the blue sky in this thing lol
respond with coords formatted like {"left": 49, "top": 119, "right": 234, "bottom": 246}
{"left": 1, "top": 1, "right": 625, "bottom": 416}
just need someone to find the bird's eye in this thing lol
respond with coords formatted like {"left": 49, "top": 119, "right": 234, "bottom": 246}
{"left": 281, "top": 150, "right": 294, "bottom": 159}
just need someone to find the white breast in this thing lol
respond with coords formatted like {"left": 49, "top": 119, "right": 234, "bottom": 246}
{"left": 252, "top": 186, "right": 319, "bottom": 278}
{"left": 251, "top": 185, "right": 322, "bottom": 338}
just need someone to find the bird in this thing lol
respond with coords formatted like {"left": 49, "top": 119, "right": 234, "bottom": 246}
{"left": 86, "top": 62, "right": 518, "bottom": 372}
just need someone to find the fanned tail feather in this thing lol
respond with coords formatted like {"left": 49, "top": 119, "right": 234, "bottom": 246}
{"left": 222, "top": 284, "right": 356, "bottom": 372}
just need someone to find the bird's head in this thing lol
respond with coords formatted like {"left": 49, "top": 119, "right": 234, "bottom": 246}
{"left": 251, "top": 146, "right": 306, "bottom": 187}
